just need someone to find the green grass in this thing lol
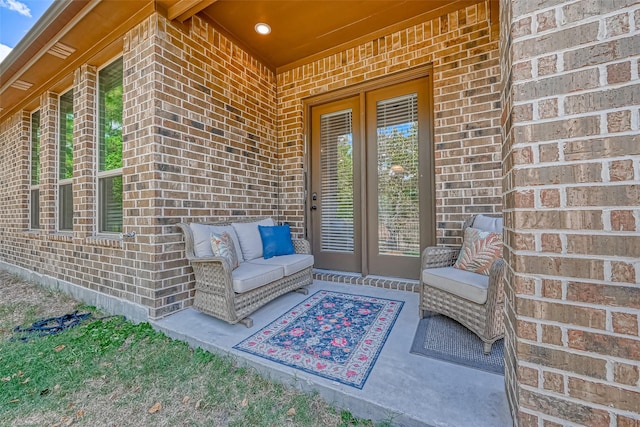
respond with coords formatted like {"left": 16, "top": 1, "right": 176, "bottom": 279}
{"left": 0, "top": 277, "right": 380, "bottom": 427}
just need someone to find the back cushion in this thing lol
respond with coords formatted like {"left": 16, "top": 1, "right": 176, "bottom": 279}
{"left": 232, "top": 218, "right": 275, "bottom": 260}
{"left": 472, "top": 214, "right": 503, "bottom": 233}
{"left": 189, "top": 223, "right": 244, "bottom": 262}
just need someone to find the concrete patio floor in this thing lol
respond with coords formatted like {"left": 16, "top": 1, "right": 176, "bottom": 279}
{"left": 152, "top": 279, "right": 512, "bottom": 427}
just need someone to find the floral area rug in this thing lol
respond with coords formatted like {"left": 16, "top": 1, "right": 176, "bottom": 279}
{"left": 233, "top": 290, "right": 404, "bottom": 389}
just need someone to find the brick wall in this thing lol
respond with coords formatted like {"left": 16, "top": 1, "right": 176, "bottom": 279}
{"left": 277, "top": 0, "right": 503, "bottom": 245}
{"left": 0, "top": 13, "right": 278, "bottom": 318}
{"left": 502, "top": 0, "right": 640, "bottom": 425}
{"left": 124, "top": 14, "right": 278, "bottom": 317}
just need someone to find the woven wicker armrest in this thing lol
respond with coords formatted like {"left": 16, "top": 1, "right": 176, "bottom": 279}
{"left": 189, "top": 256, "right": 234, "bottom": 294}
{"left": 421, "top": 246, "right": 461, "bottom": 269}
{"left": 487, "top": 258, "right": 506, "bottom": 304}
{"left": 292, "top": 239, "right": 311, "bottom": 254}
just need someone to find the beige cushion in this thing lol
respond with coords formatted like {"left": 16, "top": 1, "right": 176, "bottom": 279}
{"left": 472, "top": 214, "right": 503, "bottom": 233}
{"left": 231, "top": 262, "right": 284, "bottom": 293}
{"left": 190, "top": 223, "right": 244, "bottom": 262}
{"left": 248, "top": 254, "right": 314, "bottom": 276}
{"left": 232, "top": 218, "right": 275, "bottom": 260}
{"left": 422, "top": 266, "right": 489, "bottom": 304}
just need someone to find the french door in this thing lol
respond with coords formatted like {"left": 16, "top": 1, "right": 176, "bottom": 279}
{"left": 309, "top": 77, "right": 434, "bottom": 279}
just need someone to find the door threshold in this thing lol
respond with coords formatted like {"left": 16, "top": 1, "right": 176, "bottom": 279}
{"left": 312, "top": 269, "right": 419, "bottom": 293}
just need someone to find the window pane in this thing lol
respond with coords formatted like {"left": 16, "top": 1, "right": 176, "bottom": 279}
{"left": 59, "top": 183, "right": 73, "bottom": 231}
{"left": 31, "top": 111, "right": 40, "bottom": 185}
{"left": 30, "top": 189, "right": 40, "bottom": 229}
{"left": 99, "top": 58, "right": 123, "bottom": 172}
{"left": 59, "top": 90, "right": 74, "bottom": 180}
{"left": 376, "top": 94, "right": 420, "bottom": 257}
{"left": 99, "top": 176, "right": 122, "bottom": 233}
{"left": 320, "top": 109, "right": 354, "bottom": 253}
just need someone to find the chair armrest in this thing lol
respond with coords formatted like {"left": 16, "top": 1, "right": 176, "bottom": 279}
{"left": 293, "top": 239, "right": 311, "bottom": 254}
{"left": 487, "top": 258, "right": 506, "bottom": 304}
{"left": 421, "top": 246, "right": 461, "bottom": 269}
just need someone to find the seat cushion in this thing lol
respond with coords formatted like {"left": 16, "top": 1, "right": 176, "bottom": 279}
{"left": 190, "top": 223, "right": 244, "bottom": 262}
{"left": 422, "top": 266, "right": 489, "bottom": 304}
{"left": 248, "top": 254, "right": 314, "bottom": 276}
{"left": 231, "top": 262, "right": 284, "bottom": 294}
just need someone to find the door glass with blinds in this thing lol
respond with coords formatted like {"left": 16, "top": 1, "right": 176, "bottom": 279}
{"left": 320, "top": 110, "right": 354, "bottom": 253}
{"left": 375, "top": 94, "right": 419, "bottom": 257}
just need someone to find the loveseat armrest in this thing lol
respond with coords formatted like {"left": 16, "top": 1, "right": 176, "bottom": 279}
{"left": 189, "top": 256, "right": 235, "bottom": 294}
{"left": 293, "top": 239, "right": 311, "bottom": 255}
{"left": 421, "top": 246, "right": 460, "bottom": 269}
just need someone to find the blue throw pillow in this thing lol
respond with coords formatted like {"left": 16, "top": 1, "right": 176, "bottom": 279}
{"left": 258, "top": 224, "right": 295, "bottom": 259}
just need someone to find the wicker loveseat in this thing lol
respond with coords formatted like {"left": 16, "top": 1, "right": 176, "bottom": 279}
{"left": 177, "top": 218, "right": 313, "bottom": 327}
{"left": 419, "top": 214, "right": 505, "bottom": 354}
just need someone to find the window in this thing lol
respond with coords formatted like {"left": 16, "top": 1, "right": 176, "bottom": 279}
{"left": 30, "top": 110, "right": 41, "bottom": 230}
{"left": 98, "top": 58, "right": 123, "bottom": 233}
{"left": 59, "top": 89, "right": 74, "bottom": 231}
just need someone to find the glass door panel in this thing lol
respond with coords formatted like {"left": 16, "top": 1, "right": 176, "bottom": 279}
{"left": 310, "top": 97, "right": 361, "bottom": 272}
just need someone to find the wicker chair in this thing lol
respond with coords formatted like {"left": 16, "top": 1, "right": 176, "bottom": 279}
{"left": 419, "top": 215, "right": 505, "bottom": 354}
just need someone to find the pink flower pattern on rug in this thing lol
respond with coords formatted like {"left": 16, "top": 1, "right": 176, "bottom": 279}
{"left": 233, "top": 291, "right": 404, "bottom": 389}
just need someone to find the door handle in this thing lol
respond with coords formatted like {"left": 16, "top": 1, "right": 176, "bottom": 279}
{"left": 311, "top": 205, "right": 317, "bottom": 210}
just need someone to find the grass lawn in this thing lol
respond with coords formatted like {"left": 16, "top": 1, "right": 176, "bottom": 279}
{"left": 0, "top": 272, "right": 379, "bottom": 427}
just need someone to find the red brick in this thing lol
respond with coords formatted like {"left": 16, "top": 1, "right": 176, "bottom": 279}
{"left": 541, "top": 324, "right": 563, "bottom": 346}
{"left": 614, "top": 362, "right": 640, "bottom": 386}
{"left": 612, "top": 312, "right": 639, "bottom": 336}
{"left": 540, "top": 189, "right": 560, "bottom": 207}
{"left": 607, "top": 62, "right": 631, "bottom": 84}
{"left": 520, "top": 388, "right": 610, "bottom": 427}
{"left": 538, "top": 55, "right": 557, "bottom": 76}
{"left": 567, "top": 282, "right": 640, "bottom": 309}
{"left": 612, "top": 261, "right": 636, "bottom": 283}
{"left": 542, "top": 280, "right": 562, "bottom": 299}
{"left": 609, "top": 159, "right": 634, "bottom": 181}
{"left": 518, "top": 365, "right": 539, "bottom": 386}
{"left": 610, "top": 210, "right": 636, "bottom": 231}
{"left": 541, "top": 233, "right": 562, "bottom": 252}
{"left": 618, "top": 415, "right": 640, "bottom": 427}
{"left": 543, "top": 371, "right": 565, "bottom": 393}
{"left": 607, "top": 110, "right": 632, "bottom": 133}
{"left": 568, "top": 329, "right": 640, "bottom": 359}
{"left": 606, "top": 13, "right": 630, "bottom": 37}
{"left": 538, "top": 98, "right": 558, "bottom": 119}
{"left": 568, "top": 377, "right": 640, "bottom": 412}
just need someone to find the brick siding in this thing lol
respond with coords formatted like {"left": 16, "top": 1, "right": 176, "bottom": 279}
{"left": 502, "top": 0, "right": 640, "bottom": 425}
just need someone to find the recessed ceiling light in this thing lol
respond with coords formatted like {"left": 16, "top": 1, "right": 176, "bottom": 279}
{"left": 255, "top": 23, "right": 271, "bottom": 35}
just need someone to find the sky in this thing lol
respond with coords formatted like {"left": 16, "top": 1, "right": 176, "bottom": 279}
{"left": 0, "top": 0, "right": 55, "bottom": 63}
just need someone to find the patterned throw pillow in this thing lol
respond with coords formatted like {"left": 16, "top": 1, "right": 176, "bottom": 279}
{"left": 453, "top": 227, "right": 502, "bottom": 275}
{"left": 210, "top": 231, "right": 240, "bottom": 269}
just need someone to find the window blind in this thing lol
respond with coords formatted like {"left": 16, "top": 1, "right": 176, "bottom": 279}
{"left": 376, "top": 94, "right": 420, "bottom": 256}
{"left": 320, "top": 109, "right": 354, "bottom": 253}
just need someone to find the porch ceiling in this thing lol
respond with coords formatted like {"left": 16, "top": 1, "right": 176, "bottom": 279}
{"left": 0, "top": 0, "right": 489, "bottom": 120}
{"left": 187, "top": 0, "right": 485, "bottom": 73}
